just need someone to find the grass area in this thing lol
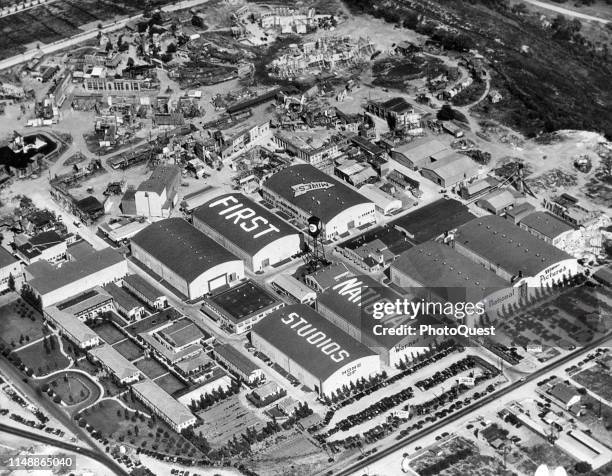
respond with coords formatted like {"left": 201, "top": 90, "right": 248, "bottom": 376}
{"left": 573, "top": 365, "right": 612, "bottom": 402}
{"left": 48, "top": 371, "right": 94, "bottom": 406}
{"left": 112, "top": 339, "right": 143, "bottom": 361}
{"left": 82, "top": 398, "right": 202, "bottom": 457}
{"left": 93, "top": 321, "right": 125, "bottom": 345}
{"left": 0, "top": 297, "right": 45, "bottom": 348}
{"left": 134, "top": 357, "right": 167, "bottom": 379}
{"left": 15, "top": 336, "right": 70, "bottom": 376}
{"left": 154, "top": 373, "right": 187, "bottom": 396}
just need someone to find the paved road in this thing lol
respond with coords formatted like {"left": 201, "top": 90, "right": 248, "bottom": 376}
{"left": 326, "top": 331, "right": 612, "bottom": 476}
{"left": 0, "top": 423, "right": 128, "bottom": 476}
{"left": 524, "top": 0, "right": 610, "bottom": 24}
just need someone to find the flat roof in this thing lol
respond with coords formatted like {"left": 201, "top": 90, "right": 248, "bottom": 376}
{"left": 421, "top": 153, "right": 479, "bottom": 181}
{"left": 272, "top": 274, "right": 316, "bottom": 300}
{"left": 132, "top": 379, "right": 195, "bottom": 426}
{"left": 131, "top": 218, "right": 241, "bottom": 282}
{"left": 317, "top": 274, "right": 433, "bottom": 350}
{"left": 89, "top": 344, "right": 141, "bottom": 381}
{"left": 252, "top": 304, "right": 376, "bottom": 381}
{"left": 519, "top": 211, "right": 575, "bottom": 238}
{"left": 214, "top": 343, "right": 261, "bottom": 375}
{"left": 455, "top": 215, "right": 575, "bottom": 277}
{"left": 263, "top": 164, "right": 372, "bottom": 223}
{"left": 391, "top": 199, "right": 475, "bottom": 243}
{"left": 206, "top": 280, "right": 281, "bottom": 324}
{"left": 157, "top": 318, "right": 207, "bottom": 348}
{"left": 193, "top": 193, "right": 300, "bottom": 257}
{"left": 27, "top": 247, "right": 125, "bottom": 295}
{"left": 392, "top": 241, "right": 507, "bottom": 293}
{"left": 56, "top": 286, "right": 113, "bottom": 315}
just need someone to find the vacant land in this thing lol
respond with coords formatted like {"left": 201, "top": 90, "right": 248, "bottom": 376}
{"left": 15, "top": 336, "right": 70, "bottom": 376}
{"left": 197, "top": 395, "right": 267, "bottom": 447}
{"left": 154, "top": 373, "right": 187, "bottom": 396}
{"left": 135, "top": 357, "right": 168, "bottom": 379}
{"left": 573, "top": 366, "right": 612, "bottom": 402}
{"left": 112, "top": 339, "right": 143, "bottom": 361}
{"left": 93, "top": 321, "right": 125, "bottom": 345}
{"left": 0, "top": 298, "right": 45, "bottom": 347}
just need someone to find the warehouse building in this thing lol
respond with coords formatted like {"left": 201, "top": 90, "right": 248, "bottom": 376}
{"left": 213, "top": 343, "right": 264, "bottom": 384}
{"left": 103, "top": 282, "right": 146, "bottom": 321}
{"left": 251, "top": 304, "right": 380, "bottom": 397}
{"left": 134, "top": 165, "right": 181, "bottom": 218}
{"left": 358, "top": 184, "right": 402, "bottom": 216}
{"left": 261, "top": 164, "right": 376, "bottom": 241}
{"left": 391, "top": 241, "right": 517, "bottom": 324}
{"left": 131, "top": 379, "right": 196, "bottom": 432}
{"left": 317, "top": 273, "right": 431, "bottom": 367}
{"left": 271, "top": 274, "right": 317, "bottom": 304}
{"left": 25, "top": 246, "right": 128, "bottom": 307}
{"left": 193, "top": 193, "right": 302, "bottom": 272}
{"left": 201, "top": 280, "right": 284, "bottom": 334}
{"left": 130, "top": 218, "right": 245, "bottom": 300}
{"left": 420, "top": 152, "right": 480, "bottom": 188}
{"left": 453, "top": 215, "right": 579, "bottom": 288}
{"left": 518, "top": 211, "right": 577, "bottom": 248}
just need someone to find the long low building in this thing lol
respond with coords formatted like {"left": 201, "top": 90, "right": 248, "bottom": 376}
{"left": 193, "top": 193, "right": 302, "bottom": 272}
{"left": 213, "top": 343, "right": 264, "bottom": 384}
{"left": 316, "top": 273, "right": 431, "bottom": 367}
{"left": 122, "top": 274, "right": 168, "bottom": 309}
{"left": 130, "top": 218, "right": 245, "bottom": 300}
{"left": 25, "top": 246, "right": 128, "bottom": 307}
{"left": 261, "top": 164, "right": 376, "bottom": 241}
{"left": 43, "top": 307, "right": 101, "bottom": 350}
{"left": 131, "top": 379, "right": 196, "bottom": 432}
{"left": 88, "top": 344, "right": 142, "bottom": 384}
{"left": 390, "top": 241, "right": 518, "bottom": 325}
{"left": 251, "top": 304, "right": 380, "bottom": 397}
{"left": 453, "top": 215, "right": 579, "bottom": 288}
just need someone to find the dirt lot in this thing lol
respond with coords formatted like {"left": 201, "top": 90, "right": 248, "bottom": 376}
{"left": 197, "top": 395, "right": 267, "bottom": 447}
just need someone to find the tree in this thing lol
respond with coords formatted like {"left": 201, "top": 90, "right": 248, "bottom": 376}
{"left": 166, "top": 42, "right": 177, "bottom": 54}
{"left": 574, "top": 462, "right": 592, "bottom": 473}
{"left": 7, "top": 273, "right": 15, "bottom": 291}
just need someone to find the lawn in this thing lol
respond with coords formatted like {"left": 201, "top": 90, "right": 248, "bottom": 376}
{"left": 154, "top": 373, "right": 187, "bottom": 396}
{"left": 15, "top": 336, "right": 70, "bottom": 376}
{"left": 573, "top": 366, "right": 612, "bottom": 402}
{"left": 0, "top": 298, "right": 45, "bottom": 348}
{"left": 112, "top": 339, "right": 143, "bottom": 361}
{"left": 93, "top": 321, "right": 125, "bottom": 345}
{"left": 135, "top": 358, "right": 168, "bottom": 379}
{"left": 82, "top": 398, "right": 202, "bottom": 457}
{"left": 48, "top": 371, "right": 94, "bottom": 406}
